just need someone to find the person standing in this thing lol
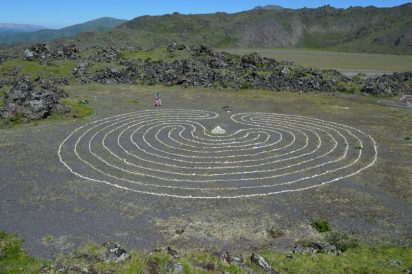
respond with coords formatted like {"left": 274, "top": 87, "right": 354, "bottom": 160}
{"left": 156, "top": 92, "right": 162, "bottom": 106}
{"left": 154, "top": 92, "right": 161, "bottom": 109}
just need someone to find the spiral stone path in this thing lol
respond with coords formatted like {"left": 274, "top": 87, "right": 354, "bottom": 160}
{"left": 58, "top": 109, "right": 377, "bottom": 199}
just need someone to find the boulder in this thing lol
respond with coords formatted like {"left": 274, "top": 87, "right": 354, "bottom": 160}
{"left": 242, "top": 52, "right": 263, "bottom": 66}
{"left": 0, "top": 54, "right": 6, "bottom": 64}
{"left": 23, "top": 49, "right": 35, "bottom": 61}
{"left": 73, "top": 60, "right": 89, "bottom": 76}
{"left": 222, "top": 105, "right": 235, "bottom": 112}
{"left": 165, "top": 246, "right": 179, "bottom": 259}
{"left": 293, "top": 242, "right": 340, "bottom": 255}
{"left": 63, "top": 44, "right": 79, "bottom": 59}
{"left": 0, "top": 78, "right": 69, "bottom": 121}
{"left": 101, "top": 241, "right": 130, "bottom": 263}
{"left": 251, "top": 253, "right": 279, "bottom": 274}
{"left": 217, "top": 250, "right": 231, "bottom": 264}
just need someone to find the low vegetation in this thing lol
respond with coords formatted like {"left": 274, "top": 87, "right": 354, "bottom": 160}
{"left": 1, "top": 230, "right": 411, "bottom": 273}
{"left": 311, "top": 218, "right": 332, "bottom": 233}
{"left": 327, "top": 231, "right": 360, "bottom": 252}
{"left": 59, "top": 97, "right": 93, "bottom": 119}
{"left": 0, "top": 231, "right": 47, "bottom": 274}
{"left": 0, "top": 59, "right": 77, "bottom": 79}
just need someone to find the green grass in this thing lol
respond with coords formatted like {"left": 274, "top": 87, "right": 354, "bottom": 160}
{"left": 85, "top": 83, "right": 106, "bottom": 91}
{"left": 0, "top": 59, "right": 76, "bottom": 79}
{"left": 0, "top": 87, "right": 6, "bottom": 108}
{"left": 60, "top": 97, "right": 93, "bottom": 119}
{"left": 0, "top": 231, "right": 48, "bottom": 274}
{"left": 259, "top": 245, "right": 412, "bottom": 274}
{"left": 311, "top": 218, "right": 332, "bottom": 233}
{"left": 222, "top": 48, "right": 412, "bottom": 72}
{"left": 127, "top": 99, "right": 140, "bottom": 104}
{"left": 1, "top": 229, "right": 411, "bottom": 274}
{"left": 0, "top": 113, "right": 26, "bottom": 129}
{"left": 327, "top": 231, "right": 360, "bottom": 252}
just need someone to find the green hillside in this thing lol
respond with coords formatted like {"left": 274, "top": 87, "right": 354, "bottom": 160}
{"left": 0, "top": 17, "right": 127, "bottom": 44}
{"left": 65, "top": 4, "right": 412, "bottom": 55}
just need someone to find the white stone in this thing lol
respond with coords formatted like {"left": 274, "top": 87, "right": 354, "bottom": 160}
{"left": 211, "top": 125, "right": 226, "bottom": 135}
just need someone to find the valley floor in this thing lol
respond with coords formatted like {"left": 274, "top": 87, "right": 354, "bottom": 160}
{"left": 222, "top": 48, "right": 412, "bottom": 73}
{"left": 0, "top": 85, "right": 411, "bottom": 261}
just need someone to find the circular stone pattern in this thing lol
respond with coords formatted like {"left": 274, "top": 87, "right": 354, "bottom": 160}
{"left": 58, "top": 109, "right": 377, "bottom": 199}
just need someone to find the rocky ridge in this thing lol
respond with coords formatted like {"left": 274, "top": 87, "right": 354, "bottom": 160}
{"left": 1, "top": 42, "right": 412, "bottom": 122}
{"left": 10, "top": 43, "right": 412, "bottom": 96}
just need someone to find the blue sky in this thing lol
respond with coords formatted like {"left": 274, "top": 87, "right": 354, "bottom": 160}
{"left": 1, "top": 0, "right": 409, "bottom": 28}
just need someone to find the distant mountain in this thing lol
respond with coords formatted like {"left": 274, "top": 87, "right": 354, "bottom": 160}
{"left": 62, "top": 4, "right": 412, "bottom": 55}
{"left": 253, "top": 5, "right": 284, "bottom": 10}
{"left": 0, "top": 17, "right": 127, "bottom": 44}
{"left": 0, "top": 23, "right": 45, "bottom": 35}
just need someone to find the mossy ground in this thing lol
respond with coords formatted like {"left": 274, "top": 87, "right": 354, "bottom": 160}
{"left": 1, "top": 230, "right": 411, "bottom": 273}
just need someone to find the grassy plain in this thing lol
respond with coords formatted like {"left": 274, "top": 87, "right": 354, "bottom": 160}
{"left": 222, "top": 48, "right": 412, "bottom": 73}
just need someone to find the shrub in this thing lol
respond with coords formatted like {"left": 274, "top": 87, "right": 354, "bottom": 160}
{"left": 311, "top": 218, "right": 332, "bottom": 233}
{"left": 327, "top": 231, "right": 359, "bottom": 252}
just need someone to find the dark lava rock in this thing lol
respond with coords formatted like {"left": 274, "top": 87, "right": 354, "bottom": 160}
{"left": 242, "top": 52, "right": 263, "bottom": 66}
{"left": 0, "top": 54, "right": 7, "bottom": 64}
{"left": 101, "top": 241, "right": 130, "bottom": 263}
{"left": 79, "top": 98, "right": 89, "bottom": 104}
{"left": 73, "top": 60, "right": 89, "bottom": 76}
{"left": 90, "top": 45, "right": 119, "bottom": 62}
{"left": 22, "top": 43, "right": 75, "bottom": 62}
{"left": 167, "top": 43, "right": 186, "bottom": 57}
{"left": 0, "top": 78, "right": 69, "bottom": 121}
{"left": 293, "top": 242, "right": 340, "bottom": 255}
{"left": 362, "top": 72, "right": 412, "bottom": 96}
{"left": 222, "top": 105, "right": 235, "bottom": 112}
{"left": 63, "top": 44, "right": 79, "bottom": 59}
{"left": 13, "top": 43, "right": 412, "bottom": 97}
{"left": 232, "top": 256, "right": 248, "bottom": 270}
{"left": 217, "top": 250, "right": 231, "bottom": 264}
{"left": 165, "top": 246, "right": 179, "bottom": 259}
{"left": 251, "top": 253, "right": 279, "bottom": 274}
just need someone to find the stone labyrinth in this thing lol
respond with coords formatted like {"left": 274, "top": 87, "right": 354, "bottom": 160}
{"left": 58, "top": 109, "right": 377, "bottom": 199}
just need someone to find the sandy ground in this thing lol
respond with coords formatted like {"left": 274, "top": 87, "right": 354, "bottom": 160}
{"left": 0, "top": 84, "right": 411, "bottom": 258}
